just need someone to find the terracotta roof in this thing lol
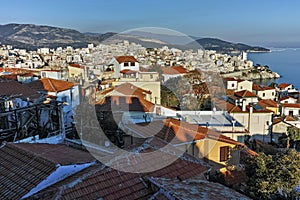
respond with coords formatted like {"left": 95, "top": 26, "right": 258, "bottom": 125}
{"left": 0, "top": 80, "right": 40, "bottom": 100}
{"left": 120, "top": 69, "right": 137, "bottom": 74}
{"left": 96, "top": 96, "right": 155, "bottom": 112}
{"left": 279, "top": 96, "right": 296, "bottom": 101}
{"left": 226, "top": 89, "right": 235, "bottom": 96}
{"left": 161, "top": 66, "right": 188, "bottom": 75}
{"left": 14, "top": 143, "right": 95, "bottom": 165}
{"left": 106, "top": 83, "right": 151, "bottom": 96}
{"left": 234, "top": 90, "right": 257, "bottom": 98}
{"left": 285, "top": 115, "right": 296, "bottom": 121}
{"left": 26, "top": 78, "right": 75, "bottom": 93}
{"left": 252, "top": 84, "right": 275, "bottom": 91}
{"left": 0, "top": 143, "right": 95, "bottom": 199}
{"left": 69, "top": 63, "right": 85, "bottom": 69}
{"left": 126, "top": 118, "right": 245, "bottom": 147}
{"left": 216, "top": 100, "right": 272, "bottom": 113}
{"left": 257, "top": 99, "right": 278, "bottom": 108}
{"left": 277, "top": 83, "right": 291, "bottom": 89}
{"left": 31, "top": 137, "right": 209, "bottom": 200}
{"left": 224, "top": 77, "right": 238, "bottom": 82}
{"left": 281, "top": 103, "right": 300, "bottom": 109}
{"left": 115, "top": 56, "right": 138, "bottom": 64}
{"left": 0, "top": 74, "right": 18, "bottom": 81}
{"left": 148, "top": 177, "right": 251, "bottom": 200}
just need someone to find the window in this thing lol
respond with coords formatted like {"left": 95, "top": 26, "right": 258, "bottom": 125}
{"left": 272, "top": 92, "right": 275, "bottom": 96}
{"left": 150, "top": 74, "right": 153, "bottom": 79}
{"left": 240, "top": 86, "right": 243, "bottom": 90}
{"left": 124, "top": 62, "right": 129, "bottom": 67}
{"left": 262, "top": 93, "right": 265, "bottom": 97}
{"left": 130, "top": 62, "right": 135, "bottom": 66}
{"left": 231, "top": 83, "right": 235, "bottom": 87}
{"left": 220, "top": 146, "right": 230, "bottom": 162}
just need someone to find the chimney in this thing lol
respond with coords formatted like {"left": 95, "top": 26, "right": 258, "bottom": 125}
{"left": 242, "top": 99, "right": 246, "bottom": 112}
{"left": 249, "top": 104, "right": 253, "bottom": 114}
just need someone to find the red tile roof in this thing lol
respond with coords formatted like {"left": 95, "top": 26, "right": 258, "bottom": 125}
{"left": 277, "top": 83, "right": 291, "bottom": 89}
{"left": 224, "top": 77, "right": 238, "bottom": 82}
{"left": 281, "top": 103, "right": 300, "bottom": 109}
{"left": 234, "top": 90, "right": 257, "bottom": 98}
{"left": 285, "top": 115, "right": 296, "bottom": 121}
{"left": 279, "top": 96, "right": 297, "bottom": 101}
{"left": 27, "top": 78, "right": 75, "bottom": 93}
{"left": 257, "top": 99, "right": 278, "bottom": 108}
{"left": 96, "top": 96, "right": 155, "bottom": 112}
{"left": 126, "top": 118, "right": 245, "bottom": 147}
{"left": 0, "top": 143, "right": 95, "bottom": 199}
{"left": 102, "top": 83, "right": 151, "bottom": 97}
{"left": 31, "top": 137, "right": 209, "bottom": 200}
{"left": 0, "top": 80, "right": 40, "bottom": 100}
{"left": 69, "top": 63, "right": 85, "bottom": 69}
{"left": 216, "top": 100, "right": 272, "bottom": 113}
{"left": 252, "top": 84, "right": 275, "bottom": 91}
{"left": 161, "top": 66, "right": 188, "bottom": 75}
{"left": 115, "top": 56, "right": 138, "bottom": 64}
{"left": 120, "top": 69, "right": 137, "bottom": 74}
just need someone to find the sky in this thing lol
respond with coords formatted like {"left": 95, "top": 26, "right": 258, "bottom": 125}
{"left": 1, "top": 0, "right": 300, "bottom": 46}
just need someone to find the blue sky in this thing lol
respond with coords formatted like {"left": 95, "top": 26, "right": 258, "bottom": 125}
{"left": 1, "top": 0, "right": 300, "bottom": 46}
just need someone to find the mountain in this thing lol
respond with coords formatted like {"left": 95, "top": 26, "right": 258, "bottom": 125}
{"left": 0, "top": 23, "right": 270, "bottom": 53}
{"left": 0, "top": 24, "right": 113, "bottom": 50}
{"left": 187, "top": 38, "right": 270, "bottom": 53}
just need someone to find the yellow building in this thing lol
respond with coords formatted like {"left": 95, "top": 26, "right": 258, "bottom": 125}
{"left": 124, "top": 118, "right": 257, "bottom": 166}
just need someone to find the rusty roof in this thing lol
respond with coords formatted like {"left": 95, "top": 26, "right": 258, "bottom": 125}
{"left": 27, "top": 78, "right": 75, "bottom": 93}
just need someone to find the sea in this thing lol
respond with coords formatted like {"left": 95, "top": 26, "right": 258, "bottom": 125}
{"left": 248, "top": 48, "right": 300, "bottom": 90}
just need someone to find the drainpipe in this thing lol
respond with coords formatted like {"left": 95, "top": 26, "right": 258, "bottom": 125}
{"left": 248, "top": 104, "right": 253, "bottom": 135}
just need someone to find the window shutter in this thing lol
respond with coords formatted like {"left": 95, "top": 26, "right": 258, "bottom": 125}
{"left": 220, "top": 146, "right": 229, "bottom": 162}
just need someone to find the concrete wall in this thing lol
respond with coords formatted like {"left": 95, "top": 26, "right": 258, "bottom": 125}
{"left": 230, "top": 112, "right": 272, "bottom": 135}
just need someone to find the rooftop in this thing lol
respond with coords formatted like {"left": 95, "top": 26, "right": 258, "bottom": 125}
{"left": 148, "top": 177, "right": 251, "bottom": 200}
{"left": 0, "top": 143, "right": 95, "bottom": 199}
{"left": 234, "top": 90, "right": 257, "bottom": 98}
{"left": 27, "top": 78, "right": 75, "bottom": 93}
{"left": 115, "top": 56, "right": 138, "bottom": 64}
{"left": 28, "top": 137, "right": 209, "bottom": 200}
{"left": 0, "top": 80, "right": 41, "bottom": 100}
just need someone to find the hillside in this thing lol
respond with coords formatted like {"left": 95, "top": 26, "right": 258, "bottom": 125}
{"left": 0, "top": 23, "right": 270, "bottom": 53}
{"left": 188, "top": 38, "right": 270, "bottom": 53}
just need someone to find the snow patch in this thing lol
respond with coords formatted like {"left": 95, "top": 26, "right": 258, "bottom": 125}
{"left": 22, "top": 161, "right": 96, "bottom": 199}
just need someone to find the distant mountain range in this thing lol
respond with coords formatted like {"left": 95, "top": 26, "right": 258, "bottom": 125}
{"left": 0, "top": 23, "right": 270, "bottom": 53}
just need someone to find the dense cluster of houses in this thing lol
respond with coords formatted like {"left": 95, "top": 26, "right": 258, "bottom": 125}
{"left": 0, "top": 41, "right": 298, "bottom": 199}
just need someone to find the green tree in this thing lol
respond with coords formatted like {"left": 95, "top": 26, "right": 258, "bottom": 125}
{"left": 287, "top": 126, "right": 300, "bottom": 149}
{"left": 245, "top": 150, "right": 300, "bottom": 199}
